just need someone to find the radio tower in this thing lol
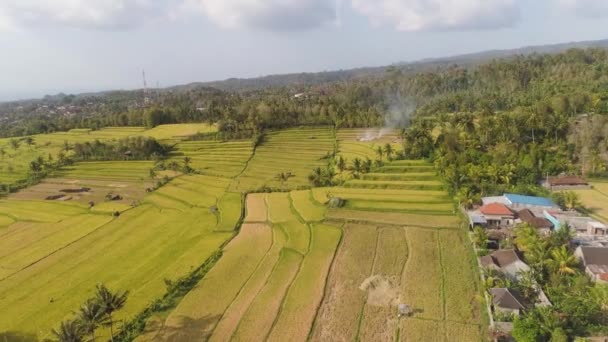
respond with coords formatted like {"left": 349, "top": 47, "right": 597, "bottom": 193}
{"left": 142, "top": 69, "right": 150, "bottom": 106}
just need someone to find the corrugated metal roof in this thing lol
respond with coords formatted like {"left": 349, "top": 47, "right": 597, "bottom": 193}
{"left": 504, "top": 193, "right": 556, "bottom": 207}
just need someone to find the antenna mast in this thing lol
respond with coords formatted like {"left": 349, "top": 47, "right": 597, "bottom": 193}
{"left": 142, "top": 69, "right": 149, "bottom": 106}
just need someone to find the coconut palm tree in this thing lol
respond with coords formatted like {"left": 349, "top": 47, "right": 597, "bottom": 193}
{"left": 77, "top": 299, "right": 108, "bottom": 342}
{"left": 526, "top": 240, "right": 551, "bottom": 279}
{"left": 383, "top": 143, "right": 394, "bottom": 161}
{"left": 350, "top": 158, "right": 363, "bottom": 177}
{"left": 308, "top": 167, "right": 324, "bottom": 186}
{"left": 471, "top": 227, "right": 489, "bottom": 249}
{"left": 548, "top": 246, "right": 578, "bottom": 276}
{"left": 562, "top": 191, "right": 581, "bottom": 211}
{"left": 95, "top": 284, "right": 129, "bottom": 342}
{"left": 52, "top": 319, "right": 84, "bottom": 342}
{"left": 337, "top": 156, "right": 346, "bottom": 173}
{"left": 375, "top": 146, "right": 383, "bottom": 161}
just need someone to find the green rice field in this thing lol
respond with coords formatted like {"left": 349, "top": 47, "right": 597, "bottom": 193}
{"left": 1, "top": 126, "right": 483, "bottom": 342}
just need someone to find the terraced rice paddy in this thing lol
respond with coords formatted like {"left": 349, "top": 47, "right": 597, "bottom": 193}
{"left": 337, "top": 128, "right": 402, "bottom": 160}
{"left": 142, "top": 190, "right": 343, "bottom": 342}
{"left": 0, "top": 173, "right": 241, "bottom": 340}
{"left": 2, "top": 126, "right": 483, "bottom": 342}
{"left": 232, "top": 127, "right": 334, "bottom": 191}
{"left": 170, "top": 140, "right": 253, "bottom": 178}
{"left": 0, "top": 124, "right": 215, "bottom": 187}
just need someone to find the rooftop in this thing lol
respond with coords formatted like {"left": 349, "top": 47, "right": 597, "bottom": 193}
{"left": 480, "top": 203, "right": 514, "bottom": 216}
{"left": 547, "top": 175, "right": 588, "bottom": 186}
{"left": 504, "top": 193, "right": 557, "bottom": 208}
{"left": 518, "top": 209, "right": 553, "bottom": 229}
{"left": 480, "top": 249, "right": 525, "bottom": 268}
{"left": 579, "top": 246, "right": 608, "bottom": 266}
{"left": 490, "top": 288, "right": 526, "bottom": 310}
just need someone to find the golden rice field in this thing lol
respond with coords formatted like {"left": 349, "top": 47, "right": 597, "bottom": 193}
{"left": 0, "top": 124, "right": 217, "bottom": 186}
{"left": 1, "top": 126, "right": 483, "bottom": 342}
{"left": 231, "top": 127, "right": 335, "bottom": 191}
{"left": 0, "top": 172, "right": 241, "bottom": 340}
{"left": 573, "top": 180, "right": 608, "bottom": 222}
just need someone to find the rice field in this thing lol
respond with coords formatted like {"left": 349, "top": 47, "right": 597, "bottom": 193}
{"left": 232, "top": 127, "right": 335, "bottom": 191}
{"left": 336, "top": 128, "right": 402, "bottom": 161}
{"left": 573, "top": 180, "right": 608, "bottom": 222}
{"left": 2, "top": 126, "right": 483, "bottom": 341}
{"left": 170, "top": 140, "right": 253, "bottom": 178}
{"left": 0, "top": 124, "right": 215, "bottom": 186}
{"left": 0, "top": 173, "right": 242, "bottom": 340}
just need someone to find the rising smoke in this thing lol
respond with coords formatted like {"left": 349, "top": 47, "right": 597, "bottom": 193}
{"left": 359, "top": 92, "right": 416, "bottom": 142}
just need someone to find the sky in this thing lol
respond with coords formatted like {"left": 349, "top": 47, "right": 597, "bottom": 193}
{"left": 0, "top": 0, "right": 607, "bottom": 101}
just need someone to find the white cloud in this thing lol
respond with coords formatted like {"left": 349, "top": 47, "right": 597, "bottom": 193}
{"left": 0, "top": 0, "right": 171, "bottom": 31}
{"left": 559, "top": 0, "right": 608, "bottom": 18}
{"left": 185, "top": 0, "right": 338, "bottom": 30}
{"left": 351, "top": 0, "right": 520, "bottom": 31}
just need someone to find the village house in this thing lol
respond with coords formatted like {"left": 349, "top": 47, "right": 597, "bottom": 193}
{"left": 490, "top": 288, "right": 526, "bottom": 316}
{"left": 575, "top": 246, "right": 608, "bottom": 283}
{"left": 542, "top": 175, "right": 590, "bottom": 190}
{"left": 480, "top": 249, "right": 530, "bottom": 280}
{"left": 517, "top": 209, "right": 554, "bottom": 235}
{"left": 479, "top": 203, "right": 516, "bottom": 227}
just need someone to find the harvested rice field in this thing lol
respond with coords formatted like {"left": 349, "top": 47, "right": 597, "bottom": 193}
{"left": 2, "top": 126, "right": 483, "bottom": 342}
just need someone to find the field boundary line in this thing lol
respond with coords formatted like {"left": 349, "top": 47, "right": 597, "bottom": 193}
{"left": 0, "top": 214, "right": 116, "bottom": 282}
{"left": 208, "top": 225, "right": 275, "bottom": 339}
{"left": 264, "top": 238, "right": 307, "bottom": 340}
{"left": 324, "top": 218, "right": 460, "bottom": 230}
{"left": 229, "top": 247, "right": 292, "bottom": 340}
{"left": 437, "top": 231, "right": 449, "bottom": 341}
{"left": 307, "top": 222, "right": 345, "bottom": 340}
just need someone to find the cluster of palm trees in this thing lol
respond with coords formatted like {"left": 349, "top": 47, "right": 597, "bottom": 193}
{"left": 51, "top": 284, "right": 129, "bottom": 342}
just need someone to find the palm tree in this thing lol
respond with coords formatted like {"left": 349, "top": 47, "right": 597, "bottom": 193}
{"left": 526, "top": 240, "right": 551, "bottom": 278}
{"left": 562, "top": 191, "right": 581, "bottom": 211}
{"left": 351, "top": 158, "right": 362, "bottom": 177}
{"left": 471, "top": 227, "right": 489, "bottom": 249}
{"left": 95, "top": 284, "right": 129, "bottom": 342}
{"left": 183, "top": 156, "right": 192, "bottom": 168}
{"left": 77, "top": 299, "right": 108, "bottom": 342}
{"left": 548, "top": 246, "right": 578, "bottom": 276}
{"left": 375, "top": 146, "right": 383, "bottom": 161}
{"left": 383, "top": 143, "right": 394, "bottom": 161}
{"left": 550, "top": 224, "right": 575, "bottom": 247}
{"left": 337, "top": 156, "right": 346, "bottom": 173}
{"left": 52, "top": 319, "right": 84, "bottom": 342}
{"left": 308, "top": 167, "right": 324, "bottom": 186}
{"left": 514, "top": 224, "right": 540, "bottom": 253}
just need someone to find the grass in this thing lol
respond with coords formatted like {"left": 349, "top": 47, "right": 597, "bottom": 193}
{"left": 266, "top": 224, "right": 341, "bottom": 342}
{"left": 216, "top": 192, "right": 242, "bottom": 231}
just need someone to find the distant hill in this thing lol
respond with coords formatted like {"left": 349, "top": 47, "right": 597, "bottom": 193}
{"left": 3, "top": 38, "right": 608, "bottom": 103}
{"left": 170, "top": 38, "right": 608, "bottom": 92}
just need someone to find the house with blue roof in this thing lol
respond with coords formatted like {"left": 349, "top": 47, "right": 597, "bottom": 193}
{"left": 482, "top": 193, "right": 558, "bottom": 210}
